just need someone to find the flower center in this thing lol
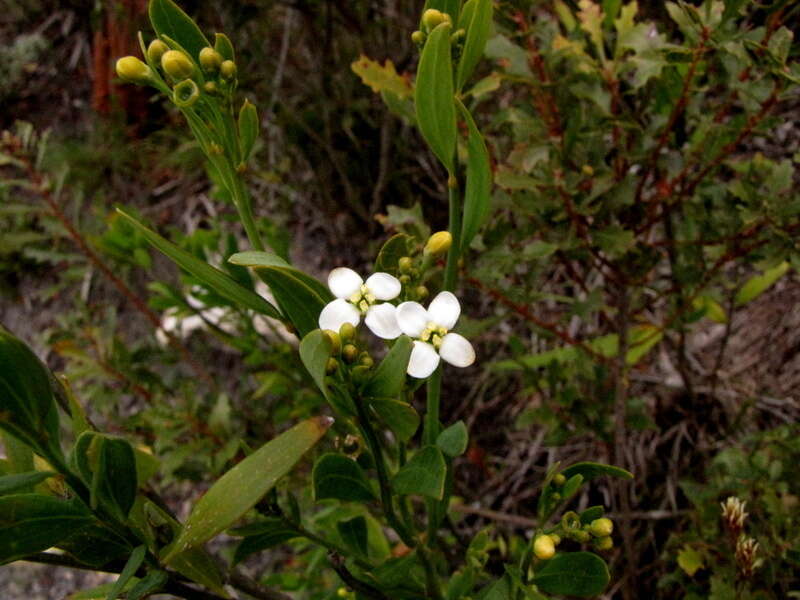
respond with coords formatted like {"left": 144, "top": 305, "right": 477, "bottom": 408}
{"left": 349, "top": 285, "right": 377, "bottom": 314}
{"left": 419, "top": 322, "right": 448, "bottom": 350}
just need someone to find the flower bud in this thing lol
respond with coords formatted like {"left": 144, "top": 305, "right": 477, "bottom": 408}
{"left": 574, "top": 529, "right": 591, "bottom": 543}
{"left": 398, "top": 256, "right": 413, "bottom": 274}
{"left": 204, "top": 81, "right": 218, "bottom": 94}
{"left": 339, "top": 322, "right": 356, "bottom": 342}
{"left": 594, "top": 536, "right": 613, "bottom": 551}
{"left": 161, "top": 50, "right": 194, "bottom": 80}
{"left": 422, "top": 8, "right": 449, "bottom": 30}
{"left": 322, "top": 330, "right": 341, "bottom": 355}
{"left": 451, "top": 29, "right": 466, "bottom": 44}
{"left": 199, "top": 47, "right": 223, "bottom": 73}
{"left": 351, "top": 365, "right": 371, "bottom": 383}
{"left": 115, "top": 56, "right": 152, "bottom": 84}
{"left": 424, "top": 231, "right": 452, "bottom": 255}
{"left": 399, "top": 274, "right": 411, "bottom": 285}
{"left": 147, "top": 39, "right": 169, "bottom": 64}
{"left": 553, "top": 473, "right": 566, "bottom": 486}
{"left": 550, "top": 533, "right": 561, "bottom": 546}
{"left": 342, "top": 344, "right": 358, "bottom": 364}
{"left": 415, "top": 285, "right": 429, "bottom": 300}
{"left": 173, "top": 79, "right": 200, "bottom": 107}
{"left": 359, "top": 354, "right": 374, "bottom": 368}
{"left": 325, "top": 357, "right": 339, "bottom": 375}
{"left": 589, "top": 518, "right": 613, "bottom": 538}
{"left": 220, "top": 59, "right": 237, "bottom": 80}
{"left": 533, "top": 535, "right": 555, "bottom": 560}
{"left": 411, "top": 30, "right": 425, "bottom": 45}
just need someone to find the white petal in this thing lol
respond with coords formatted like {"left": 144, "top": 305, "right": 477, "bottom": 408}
{"left": 407, "top": 341, "right": 440, "bottom": 378}
{"left": 365, "top": 303, "right": 402, "bottom": 339}
{"left": 328, "top": 267, "right": 363, "bottom": 299}
{"left": 428, "top": 291, "right": 460, "bottom": 330}
{"left": 318, "top": 299, "right": 360, "bottom": 331}
{"left": 396, "top": 301, "right": 429, "bottom": 338}
{"left": 439, "top": 333, "right": 475, "bottom": 368}
{"left": 365, "top": 272, "right": 401, "bottom": 300}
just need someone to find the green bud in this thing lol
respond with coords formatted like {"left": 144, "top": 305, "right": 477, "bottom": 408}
{"left": 359, "top": 354, "right": 374, "bottom": 368}
{"left": 590, "top": 518, "right": 613, "bottom": 538}
{"left": 398, "top": 256, "right": 413, "bottom": 274}
{"left": 339, "top": 322, "right": 356, "bottom": 342}
{"left": 351, "top": 365, "right": 371, "bottom": 383}
{"left": 161, "top": 50, "right": 194, "bottom": 80}
{"left": 415, "top": 285, "right": 429, "bottom": 300}
{"left": 411, "top": 30, "right": 425, "bottom": 45}
{"left": 199, "top": 47, "right": 223, "bottom": 72}
{"left": 551, "top": 492, "right": 561, "bottom": 502}
{"left": 203, "top": 81, "right": 217, "bottom": 94}
{"left": 220, "top": 59, "right": 237, "bottom": 80}
{"left": 322, "top": 330, "right": 341, "bottom": 355}
{"left": 573, "top": 529, "right": 591, "bottom": 543}
{"left": 424, "top": 231, "right": 452, "bottom": 255}
{"left": 422, "top": 8, "right": 449, "bottom": 30}
{"left": 533, "top": 535, "right": 555, "bottom": 560}
{"left": 553, "top": 473, "right": 566, "bottom": 486}
{"left": 594, "top": 536, "right": 613, "bottom": 551}
{"left": 325, "top": 357, "right": 339, "bottom": 375}
{"left": 115, "top": 56, "right": 152, "bottom": 84}
{"left": 147, "top": 40, "right": 169, "bottom": 64}
{"left": 342, "top": 344, "right": 359, "bottom": 364}
{"left": 399, "top": 274, "right": 411, "bottom": 285}
{"left": 173, "top": 79, "right": 200, "bottom": 107}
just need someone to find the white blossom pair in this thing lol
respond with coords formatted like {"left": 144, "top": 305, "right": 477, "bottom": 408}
{"left": 317, "top": 267, "right": 475, "bottom": 378}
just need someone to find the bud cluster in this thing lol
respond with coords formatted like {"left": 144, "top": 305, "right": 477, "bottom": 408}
{"left": 735, "top": 536, "right": 762, "bottom": 578}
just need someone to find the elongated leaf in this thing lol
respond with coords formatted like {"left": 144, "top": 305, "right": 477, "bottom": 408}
{"left": 0, "top": 471, "right": 54, "bottom": 496}
{"left": 415, "top": 22, "right": 456, "bottom": 173}
{"left": 313, "top": 453, "right": 376, "bottom": 502}
{"left": 57, "top": 522, "right": 131, "bottom": 568}
{"left": 393, "top": 446, "right": 446, "bottom": 499}
{"left": 149, "top": 0, "right": 210, "bottom": 59}
{"left": 456, "top": 0, "right": 493, "bottom": 91}
{"left": 163, "top": 417, "right": 332, "bottom": 561}
{"left": 230, "top": 517, "right": 300, "bottom": 565}
{"left": 368, "top": 398, "right": 420, "bottom": 443}
{"left": 362, "top": 336, "right": 413, "bottom": 398}
{"left": 127, "top": 570, "right": 168, "bottom": 600}
{"left": 436, "top": 421, "right": 468, "bottom": 457}
{"left": 238, "top": 100, "right": 259, "bottom": 162}
{"left": 96, "top": 437, "right": 138, "bottom": 520}
{"left": 561, "top": 461, "right": 633, "bottom": 481}
{"left": 458, "top": 102, "right": 491, "bottom": 251}
{"left": 229, "top": 251, "right": 331, "bottom": 300}
{"left": 213, "top": 33, "right": 235, "bottom": 62}
{"left": 0, "top": 494, "right": 94, "bottom": 563}
{"left": 106, "top": 545, "right": 146, "bottom": 600}
{"left": 735, "top": 262, "right": 790, "bottom": 306}
{"left": 299, "top": 330, "right": 333, "bottom": 400}
{"left": 579, "top": 506, "right": 605, "bottom": 524}
{"left": 533, "top": 552, "right": 610, "bottom": 597}
{"left": 257, "top": 267, "right": 328, "bottom": 337}
{"left": 117, "top": 211, "right": 281, "bottom": 318}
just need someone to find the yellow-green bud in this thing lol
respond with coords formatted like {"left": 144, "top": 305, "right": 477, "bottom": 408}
{"left": 220, "top": 59, "right": 237, "bottom": 80}
{"left": 422, "top": 8, "right": 449, "bottom": 30}
{"left": 590, "top": 518, "right": 613, "bottom": 538}
{"left": 322, "top": 330, "right": 341, "bottom": 355}
{"left": 199, "top": 47, "right": 223, "bottom": 72}
{"left": 342, "top": 344, "right": 359, "bottom": 364}
{"left": 533, "top": 535, "right": 556, "bottom": 560}
{"left": 173, "top": 79, "right": 200, "bottom": 107}
{"left": 337, "top": 587, "right": 349, "bottom": 598}
{"left": 146, "top": 39, "right": 169, "bottom": 64}
{"left": 360, "top": 354, "right": 374, "bottom": 368}
{"left": 594, "top": 536, "right": 613, "bottom": 551}
{"left": 399, "top": 274, "right": 411, "bottom": 285}
{"left": 351, "top": 365, "right": 371, "bottom": 383}
{"left": 582, "top": 164, "right": 595, "bottom": 176}
{"left": 115, "top": 56, "right": 151, "bottom": 84}
{"left": 553, "top": 473, "right": 566, "bottom": 486}
{"left": 398, "top": 256, "right": 413, "bottom": 273}
{"left": 424, "top": 231, "right": 452, "bottom": 255}
{"left": 550, "top": 533, "right": 561, "bottom": 546}
{"left": 339, "top": 322, "right": 356, "bottom": 342}
{"left": 573, "top": 529, "right": 591, "bottom": 543}
{"left": 415, "top": 285, "right": 429, "bottom": 300}
{"left": 161, "top": 50, "right": 194, "bottom": 80}
{"left": 204, "top": 81, "right": 217, "bottom": 94}
{"left": 551, "top": 492, "right": 561, "bottom": 502}
{"left": 451, "top": 28, "right": 466, "bottom": 43}
{"left": 325, "top": 357, "right": 339, "bottom": 375}
{"left": 411, "top": 30, "right": 425, "bottom": 45}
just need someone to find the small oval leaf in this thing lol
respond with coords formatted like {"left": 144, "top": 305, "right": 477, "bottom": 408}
{"left": 436, "top": 420, "right": 468, "bottom": 457}
{"left": 533, "top": 551, "right": 610, "bottom": 597}
{"left": 393, "top": 446, "right": 446, "bottom": 499}
{"left": 149, "top": 0, "right": 210, "bottom": 60}
{"left": 313, "top": 453, "right": 376, "bottom": 502}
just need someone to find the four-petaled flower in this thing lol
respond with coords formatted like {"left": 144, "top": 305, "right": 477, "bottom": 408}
{"left": 318, "top": 267, "right": 402, "bottom": 339}
{"left": 396, "top": 291, "right": 475, "bottom": 378}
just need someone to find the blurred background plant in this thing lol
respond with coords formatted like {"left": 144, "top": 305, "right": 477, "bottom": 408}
{"left": 1, "top": 0, "right": 799, "bottom": 597}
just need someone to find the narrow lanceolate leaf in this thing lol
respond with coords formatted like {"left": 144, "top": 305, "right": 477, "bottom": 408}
{"left": 458, "top": 101, "right": 491, "bottom": 251}
{"left": 735, "top": 261, "right": 790, "bottom": 306}
{"left": 456, "top": 0, "right": 493, "bottom": 91}
{"left": 0, "top": 494, "right": 95, "bottom": 564}
{"left": 299, "top": 330, "right": 333, "bottom": 400}
{"left": 116, "top": 210, "right": 281, "bottom": 318}
{"left": 256, "top": 268, "right": 329, "bottom": 338}
{"left": 561, "top": 461, "right": 633, "bottom": 482}
{"left": 105, "top": 545, "right": 146, "bottom": 600}
{"left": 162, "top": 417, "right": 332, "bottom": 562}
{"left": 0, "top": 471, "right": 55, "bottom": 496}
{"left": 238, "top": 100, "right": 259, "bottom": 163}
{"left": 230, "top": 518, "right": 300, "bottom": 565}
{"left": 214, "top": 33, "right": 235, "bottom": 62}
{"left": 229, "top": 251, "right": 332, "bottom": 300}
{"left": 312, "top": 453, "right": 376, "bottom": 502}
{"left": 392, "top": 446, "right": 447, "bottom": 499}
{"left": 415, "top": 22, "right": 456, "bottom": 173}
{"left": 362, "top": 336, "right": 413, "bottom": 398}
{"left": 532, "top": 552, "right": 610, "bottom": 597}
{"left": 148, "top": 0, "right": 210, "bottom": 59}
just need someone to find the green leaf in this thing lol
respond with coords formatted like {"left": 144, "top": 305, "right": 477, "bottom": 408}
{"left": 95, "top": 437, "right": 138, "bottom": 520}
{"left": 57, "top": 522, "right": 132, "bottom": 568}
{"left": 579, "top": 506, "right": 604, "bottom": 524}
{"left": 163, "top": 417, "right": 332, "bottom": 561}
{"left": 561, "top": 473, "right": 583, "bottom": 500}
{"left": 374, "top": 234, "right": 412, "bottom": 276}
{"left": 362, "top": 336, "right": 413, "bottom": 398}
{"left": 213, "top": 33, "right": 235, "bottom": 62}
{"left": 105, "top": 545, "right": 146, "bottom": 600}
{"left": 692, "top": 296, "right": 727, "bottom": 324}
{"left": 116, "top": 210, "right": 281, "bottom": 318}
{"left": 415, "top": 22, "right": 456, "bottom": 173}
{"left": 238, "top": 100, "right": 259, "bottom": 162}
{"left": 255, "top": 267, "right": 330, "bottom": 337}
{"left": 561, "top": 461, "right": 633, "bottom": 481}
{"left": 368, "top": 398, "right": 420, "bottom": 443}
{"left": 230, "top": 518, "right": 300, "bottom": 564}
{"left": 313, "top": 453, "right": 376, "bottom": 502}
{"left": 677, "top": 545, "right": 704, "bottom": 576}
{"left": 228, "top": 250, "right": 291, "bottom": 269}
{"left": 148, "top": 0, "right": 210, "bottom": 60}
{"left": 0, "top": 471, "right": 55, "bottom": 496}
{"left": 476, "top": 574, "right": 514, "bottom": 599}
{"left": 456, "top": 0, "right": 493, "bottom": 91}
{"left": 299, "top": 330, "right": 333, "bottom": 400}
{"left": 393, "top": 446, "right": 446, "bottom": 499}
{"left": 458, "top": 101, "right": 491, "bottom": 251}
{"left": 337, "top": 515, "right": 368, "bottom": 556}
{"left": 436, "top": 420, "right": 468, "bottom": 457}
{"left": 0, "top": 494, "right": 94, "bottom": 564}
{"left": 532, "top": 552, "right": 610, "bottom": 597}
{"left": 127, "top": 570, "right": 168, "bottom": 600}
{"left": 735, "top": 261, "right": 789, "bottom": 306}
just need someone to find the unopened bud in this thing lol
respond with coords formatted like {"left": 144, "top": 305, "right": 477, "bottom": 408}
{"left": 411, "top": 30, "right": 425, "bottom": 45}
{"left": 399, "top": 274, "right": 411, "bottom": 285}
{"left": 550, "top": 533, "right": 561, "bottom": 546}
{"left": 572, "top": 529, "right": 591, "bottom": 543}
{"left": 589, "top": 518, "right": 613, "bottom": 538}
{"left": 342, "top": 344, "right": 358, "bottom": 364}
{"left": 199, "top": 47, "right": 223, "bottom": 72}
{"left": 451, "top": 29, "right": 466, "bottom": 43}
{"left": 553, "top": 473, "right": 566, "bottom": 486}
{"left": 422, "top": 8, "right": 449, "bottom": 30}
{"left": 115, "top": 56, "right": 152, "bottom": 84}
{"left": 398, "top": 256, "right": 413, "bottom": 273}
{"left": 173, "top": 79, "right": 200, "bottom": 107}
{"left": 359, "top": 354, "right": 374, "bottom": 368}
{"left": 415, "top": 285, "right": 429, "bottom": 300}
{"left": 161, "top": 50, "right": 194, "bottom": 80}
{"left": 220, "top": 60, "right": 237, "bottom": 80}
{"left": 322, "top": 330, "right": 341, "bottom": 355}
{"left": 424, "top": 231, "right": 452, "bottom": 255}
{"left": 594, "top": 536, "right": 613, "bottom": 551}
{"left": 351, "top": 365, "right": 371, "bottom": 383}
{"left": 339, "top": 322, "right": 356, "bottom": 342}
{"left": 533, "top": 535, "right": 555, "bottom": 560}
{"left": 204, "top": 81, "right": 217, "bottom": 94}
{"left": 325, "top": 357, "right": 339, "bottom": 375}
{"left": 147, "top": 39, "right": 169, "bottom": 64}
{"left": 582, "top": 164, "right": 594, "bottom": 176}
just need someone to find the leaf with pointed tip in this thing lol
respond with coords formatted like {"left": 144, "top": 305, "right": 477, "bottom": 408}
{"left": 362, "top": 336, "right": 413, "bottom": 398}
{"left": 148, "top": 0, "right": 210, "bottom": 59}
{"left": 436, "top": 421, "right": 468, "bottom": 457}
{"left": 238, "top": 100, "right": 259, "bottom": 162}
{"left": 458, "top": 102, "right": 491, "bottom": 251}
{"left": 561, "top": 462, "right": 633, "bottom": 481}
{"left": 299, "top": 330, "right": 333, "bottom": 400}
{"left": 313, "top": 453, "right": 376, "bottom": 502}
{"left": 456, "top": 0, "right": 493, "bottom": 91}
{"left": 368, "top": 398, "right": 419, "bottom": 443}
{"left": 0, "top": 471, "right": 54, "bottom": 496}
{"left": 105, "top": 545, "right": 146, "bottom": 600}
{"left": 393, "top": 446, "right": 446, "bottom": 499}
{"left": 213, "top": 33, "right": 234, "bottom": 62}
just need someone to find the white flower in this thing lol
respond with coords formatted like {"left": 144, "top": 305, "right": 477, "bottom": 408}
{"left": 318, "top": 267, "right": 402, "bottom": 339}
{"left": 396, "top": 291, "right": 475, "bottom": 378}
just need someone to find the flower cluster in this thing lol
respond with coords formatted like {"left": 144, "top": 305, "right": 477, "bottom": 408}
{"left": 317, "top": 266, "right": 475, "bottom": 378}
